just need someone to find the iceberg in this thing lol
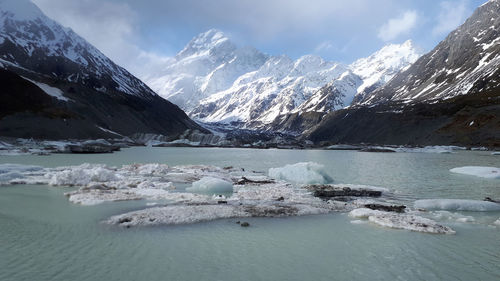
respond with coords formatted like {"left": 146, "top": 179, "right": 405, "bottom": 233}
{"left": 414, "top": 199, "right": 500, "bottom": 212}
{"left": 186, "top": 177, "right": 234, "bottom": 194}
{"left": 268, "top": 162, "right": 333, "bottom": 184}
{"left": 450, "top": 166, "right": 500, "bottom": 179}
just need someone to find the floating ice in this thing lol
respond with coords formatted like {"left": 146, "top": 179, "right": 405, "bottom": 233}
{"left": 494, "top": 218, "right": 500, "bottom": 226}
{"left": 0, "top": 164, "right": 43, "bottom": 183}
{"left": 414, "top": 199, "right": 500, "bottom": 212}
{"left": 107, "top": 202, "right": 329, "bottom": 227}
{"left": 349, "top": 208, "right": 455, "bottom": 234}
{"left": 429, "top": 211, "right": 476, "bottom": 223}
{"left": 268, "top": 162, "right": 333, "bottom": 184}
{"left": 450, "top": 166, "right": 500, "bottom": 179}
{"left": 186, "top": 177, "right": 234, "bottom": 194}
{"left": 348, "top": 208, "right": 386, "bottom": 218}
{"left": 46, "top": 164, "right": 120, "bottom": 186}
{"left": 367, "top": 213, "right": 455, "bottom": 234}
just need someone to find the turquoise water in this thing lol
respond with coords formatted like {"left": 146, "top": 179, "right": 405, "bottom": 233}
{"left": 1, "top": 147, "right": 499, "bottom": 280}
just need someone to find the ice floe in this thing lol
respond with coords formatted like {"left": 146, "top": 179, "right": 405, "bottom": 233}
{"left": 1, "top": 162, "right": 468, "bottom": 234}
{"left": 414, "top": 199, "right": 500, "bottom": 212}
{"left": 268, "top": 162, "right": 333, "bottom": 184}
{"left": 450, "top": 166, "right": 500, "bottom": 179}
{"left": 394, "top": 146, "right": 462, "bottom": 154}
{"left": 107, "top": 203, "right": 329, "bottom": 227}
{"left": 349, "top": 208, "right": 456, "bottom": 234}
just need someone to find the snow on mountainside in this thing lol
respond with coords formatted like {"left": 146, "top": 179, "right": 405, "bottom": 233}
{"left": 0, "top": 0, "right": 156, "bottom": 99}
{"left": 146, "top": 29, "right": 268, "bottom": 111}
{"left": 191, "top": 55, "right": 356, "bottom": 124}
{"left": 350, "top": 40, "right": 421, "bottom": 103}
{"left": 146, "top": 29, "right": 422, "bottom": 127}
{"left": 357, "top": 0, "right": 500, "bottom": 105}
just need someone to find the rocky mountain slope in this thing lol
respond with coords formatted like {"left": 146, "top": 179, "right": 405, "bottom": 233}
{"left": 305, "top": 0, "right": 500, "bottom": 147}
{"left": 146, "top": 30, "right": 421, "bottom": 129}
{"left": 0, "top": 0, "right": 204, "bottom": 140}
{"left": 356, "top": 0, "right": 500, "bottom": 105}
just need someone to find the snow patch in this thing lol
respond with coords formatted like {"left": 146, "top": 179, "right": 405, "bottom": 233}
{"left": 22, "top": 77, "right": 69, "bottom": 101}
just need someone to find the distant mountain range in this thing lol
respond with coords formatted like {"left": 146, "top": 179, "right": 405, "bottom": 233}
{"left": 146, "top": 30, "right": 421, "bottom": 129}
{"left": 0, "top": 0, "right": 204, "bottom": 140}
{"left": 0, "top": 0, "right": 498, "bottom": 147}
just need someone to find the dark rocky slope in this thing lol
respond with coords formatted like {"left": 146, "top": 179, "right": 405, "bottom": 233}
{"left": 302, "top": 0, "right": 500, "bottom": 147}
{"left": 0, "top": 0, "right": 205, "bottom": 140}
{"left": 305, "top": 90, "right": 500, "bottom": 148}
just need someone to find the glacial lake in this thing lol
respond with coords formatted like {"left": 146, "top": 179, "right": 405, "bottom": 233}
{"left": 1, "top": 147, "right": 499, "bottom": 281}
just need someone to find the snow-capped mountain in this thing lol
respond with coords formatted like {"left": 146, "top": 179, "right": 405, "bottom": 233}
{"left": 0, "top": 0, "right": 203, "bottom": 139}
{"left": 191, "top": 55, "right": 356, "bottom": 125}
{"left": 350, "top": 40, "right": 421, "bottom": 104}
{"left": 147, "top": 30, "right": 421, "bottom": 128}
{"left": 0, "top": 0, "right": 157, "bottom": 99}
{"left": 146, "top": 29, "right": 268, "bottom": 111}
{"left": 356, "top": 0, "right": 500, "bottom": 105}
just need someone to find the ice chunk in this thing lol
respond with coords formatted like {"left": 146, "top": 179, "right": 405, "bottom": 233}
{"left": 414, "top": 199, "right": 500, "bottom": 212}
{"left": 46, "top": 164, "right": 120, "bottom": 186}
{"left": 450, "top": 166, "right": 500, "bottom": 179}
{"left": 186, "top": 177, "right": 233, "bottom": 194}
{"left": 268, "top": 162, "right": 333, "bottom": 184}
{"left": 494, "top": 218, "right": 500, "bottom": 226}
{"left": 349, "top": 208, "right": 386, "bottom": 218}
{"left": 429, "top": 211, "right": 475, "bottom": 223}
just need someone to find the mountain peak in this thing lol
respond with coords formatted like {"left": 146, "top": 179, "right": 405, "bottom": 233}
{"left": 176, "top": 29, "right": 234, "bottom": 59}
{"left": 0, "top": 0, "right": 44, "bottom": 22}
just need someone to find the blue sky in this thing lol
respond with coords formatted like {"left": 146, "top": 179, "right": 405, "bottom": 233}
{"left": 33, "top": 0, "right": 486, "bottom": 77}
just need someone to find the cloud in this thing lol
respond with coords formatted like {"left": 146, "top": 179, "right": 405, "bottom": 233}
{"left": 314, "top": 41, "right": 334, "bottom": 53}
{"left": 377, "top": 10, "right": 418, "bottom": 41}
{"left": 31, "top": 0, "right": 170, "bottom": 77}
{"left": 432, "top": 0, "right": 468, "bottom": 36}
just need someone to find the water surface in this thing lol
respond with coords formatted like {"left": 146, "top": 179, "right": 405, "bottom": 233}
{"left": 1, "top": 147, "right": 499, "bottom": 280}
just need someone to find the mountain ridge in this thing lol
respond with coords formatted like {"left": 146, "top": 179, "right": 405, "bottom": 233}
{"left": 0, "top": 0, "right": 205, "bottom": 140}
{"left": 146, "top": 29, "right": 422, "bottom": 129}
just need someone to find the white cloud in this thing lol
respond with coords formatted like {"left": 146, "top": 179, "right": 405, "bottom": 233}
{"left": 314, "top": 41, "right": 334, "bottom": 52}
{"left": 432, "top": 0, "right": 467, "bottom": 36}
{"left": 32, "top": 0, "right": 170, "bottom": 78}
{"left": 378, "top": 10, "right": 418, "bottom": 41}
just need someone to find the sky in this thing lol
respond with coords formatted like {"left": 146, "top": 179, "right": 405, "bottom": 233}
{"left": 32, "top": 0, "right": 486, "bottom": 78}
